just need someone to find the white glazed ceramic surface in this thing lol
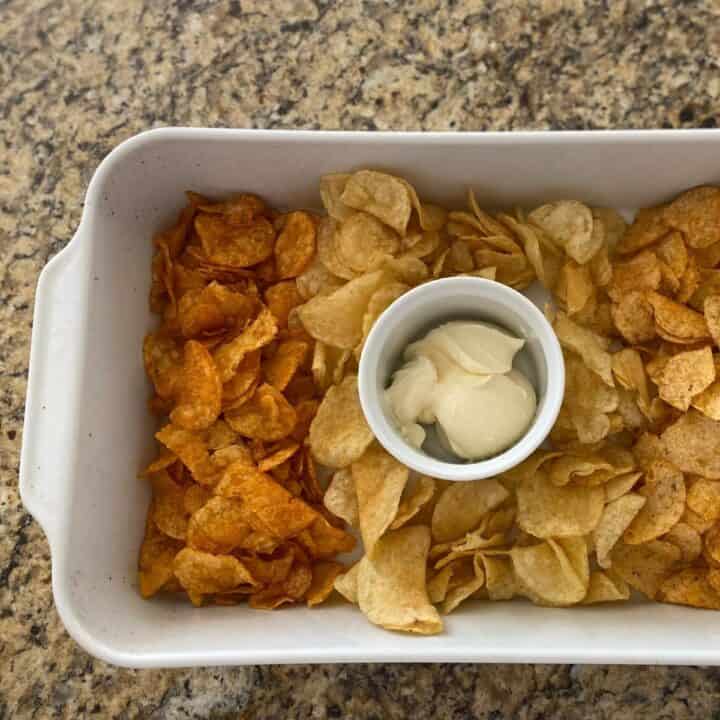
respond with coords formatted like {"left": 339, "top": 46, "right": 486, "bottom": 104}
{"left": 358, "top": 277, "right": 564, "bottom": 481}
{"left": 20, "top": 128, "right": 720, "bottom": 667}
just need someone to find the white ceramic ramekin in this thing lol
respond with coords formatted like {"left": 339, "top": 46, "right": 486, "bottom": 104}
{"left": 358, "top": 277, "right": 564, "bottom": 481}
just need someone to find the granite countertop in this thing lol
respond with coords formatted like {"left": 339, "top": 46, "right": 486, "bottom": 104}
{"left": 3, "top": 0, "right": 720, "bottom": 717}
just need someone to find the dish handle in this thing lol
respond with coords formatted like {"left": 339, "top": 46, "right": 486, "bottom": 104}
{"left": 19, "top": 238, "right": 90, "bottom": 547}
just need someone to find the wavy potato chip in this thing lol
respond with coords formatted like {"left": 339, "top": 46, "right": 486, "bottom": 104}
{"left": 623, "top": 460, "right": 686, "bottom": 545}
{"left": 263, "top": 339, "right": 309, "bottom": 391}
{"left": 607, "top": 250, "right": 661, "bottom": 302}
{"left": 264, "top": 280, "right": 303, "bottom": 329}
{"left": 306, "top": 561, "right": 346, "bottom": 607}
{"left": 517, "top": 469, "right": 604, "bottom": 538}
{"left": 319, "top": 173, "right": 353, "bottom": 222}
{"left": 155, "top": 423, "right": 218, "bottom": 485}
{"left": 432, "top": 479, "right": 509, "bottom": 543}
{"left": 440, "top": 556, "right": 486, "bottom": 613}
{"left": 341, "top": 170, "right": 412, "bottom": 236}
{"left": 334, "top": 562, "right": 360, "bottom": 603}
{"left": 357, "top": 525, "right": 442, "bottom": 634}
{"left": 593, "top": 493, "right": 646, "bottom": 568}
{"left": 611, "top": 290, "right": 656, "bottom": 344}
{"left": 353, "top": 443, "right": 408, "bottom": 554}
{"left": 274, "top": 211, "right": 316, "bottom": 279}
{"left": 604, "top": 471, "right": 643, "bottom": 503}
{"left": 295, "top": 252, "right": 343, "bottom": 301}
{"left": 309, "top": 375, "right": 374, "bottom": 468}
{"left": 225, "top": 383, "right": 297, "bottom": 441}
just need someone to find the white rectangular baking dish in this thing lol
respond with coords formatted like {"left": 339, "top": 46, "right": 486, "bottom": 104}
{"left": 20, "top": 128, "right": 720, "bottom": 668}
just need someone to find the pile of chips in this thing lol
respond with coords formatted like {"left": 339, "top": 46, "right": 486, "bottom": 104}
{"left": 141, "top": 171, "right": 720, "bottom": 632}
{"left": 140, "top": 193, "right": 354, "bottom": 608}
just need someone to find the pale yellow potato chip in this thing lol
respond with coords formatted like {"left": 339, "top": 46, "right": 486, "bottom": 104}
{"left": 581, "top": 570, "right": 630, "bottom": 604}
{"left": 296, "top": 249, "right": 344, "bottom": 301}
{"left": 360, "top": 282, "right": 410, "bottom": 350}
{"left": 357, "top": 526, "right": 442, "bottom": 634}
{"left": 686, "top": 477, "right": 720, "bottom": 522}
{"left": 662, "top": 522, "right": 702, "bottom": 563}
{"left": 517, "top": 469, "right": 604, "bottom": 538}
{"left": 547, "top": 453, "right": 613, "bottom": 487}
{"left": 390, "top": 475, "right": 436, "bottom": 530}
{"left": 298, "top": 269, "right": 389, "bottom": 349}
{"left": 610, "top": 540, "right": 681, "bottom": 599}
{"left": 612, "top": 348, "right": 650, "bottom": 409}
{"left": 554, "top": 312, "right": 614, "bottom": 386}
{"left": 604, "top": 471, "right": 643, "bottom": 503}
{"left": 477, "top": 554, "right": 517, "bottom": 600}
{"left": 316, "top": 216, "right": 355, "bottom": 280}
{"left": 705, "top": 295, "right": 720, "bottom": 349}
{"left": 559, "top": 260, "right": 595, "bottom": 315}
{"left": 341, "top": 170, "right": 412, "bottom": 236}
{"left": 336, "top": 212, "right": 400, "bottom": 273}
{"left": 309, "top": 375, "right": 374, "bottom": 469}
{"left": 431, "top": 479, "right": 509, "bottom": 543}
{"left": 623, "top": 460, "right": 686, "bottom": 545}
{"left": 353, "top": 443, "right": 408, "bottom": 554}
{"left": 655, "top": 345, "right": 715, "bottom": 411}
{"left": 334, "top": 562, "right": 360, "bottom": 603}
{"left": 323, "top": 468, "right": 359, "bottom": 527}
{"left": 528, "top": 200, "right": 598, "bottom": 264}
{"left": 593, "top": 493, "right": 646, "bottom": 568}
{"left": 591, "top": 207, "right": 627, "bottom": 251}
{"left": 660, "top": 409, "right": 720, "bottom": 479}
{"left": 319, "top": 173, "right": 354, "bottom": 222}
{"left": 441, "top": 557, "right": 485, "bottom": 614}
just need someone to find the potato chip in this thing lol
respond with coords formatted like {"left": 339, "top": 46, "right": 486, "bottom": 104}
{"left": 686, "top": 478, "right": 720, "bottom": 522}
{"left": 611, "top": 290, "right": 656, "bottom": 344}
{"left": 612, "top": 348, "right": 650, "bottom": 408}
{"left": 257, "top": 441, "right": 300, "bottom": 472}
{"left": 138, "top": 510, "right": 184, "bottom": 598}
{"left": 607, "top": 250, "right": 661, "bottom": 302}
{"left": 323, "top": 468, "right": 358, "bottom": 527}
{"left": 390, "top": 475, "right": 435, "bottom": 530}
{"left": 581, "top": 570, "right": 630, "bottom": 604}
{"left": 194, "top": 213, "right": 275, "bottom": 268}
{"left": 341, "top": 170, "right": 412, "bottom": 236}
{"left": 546, "top": 453, "right": 613, "bottom": 487}
{"left": 662, "top": 522, "right": 702, "bottom": 563}
{"left": 660, "top": 409, "right": 720, "bottom": 479}
{"left": 559, "top": 260, "right": 594, "bottom": 315}
{"left": 353, "top": 443, "right": 408, "bottom": 553}
{"left": 315, "top": 216, "right": 355, "bottom": 280}
{"left": 593, "top": 493, "right": 646, "bottom": 568}
{"left": 440, "top": 557, "right": 486, "bottom": 613}
{"left": 156, "top": 423, "right": 219, "bottom": 485}
{"left": 149, "top": 470, "right": 189, "bottom": 540}
{"left": 427, "top": 565, "right": 454, "bottom": 604}
{"left": 225, "top": 383, "right": 297, "bottom": 441}
{"left": 528, "top": 200, "right": 597, "bottom": 264}
{"left": 431, "top": 479, "right": 508, "bottom": 543}
{"left": 511, "top": 537, "right": 588, "bottom": 606}
{"left": 360, "top": 282, "right": 409, "bottom": 350}
{"left": 214, "top": 305, "right": 278, "bottom": 383}
{"left": 476, "top": 554, "right": 517, "bottom": 601}
{"left": 176, "top": 282, "right": 254, "bottom": 340}
{"left": 263, "top": 339, "right": 309, "bottom": 391}
{"left": 298, "top": 269, "right": 388, "bottom": 349}
{"left": 174, "top": 548, "right": 258, "bottom": 603}
{"left": 517, "top": 469, "right": 604, "bottom": 538}
{"left": 295, "top": 252, "right": 343, "bottom": 301}
{"left": 357, "top": 525, "right": 442, "bottom": 634}
{"left": 704, "top": 295, "right": 720, "bottom": 350}
{"left": 610, "top": 540, "right": 680, "bottom": 599}
{"left": 654, "top": 346, "right": 715, "bottom": 412}
{"left": 334, "top": 562, "right": 360, "bottom": 603}
{"left": 222, "top": 350, "right": 261, "bottom": 410}
{"left": 646, "top": 291, "right": 710, "bottom": 344}
{"left": 249, "top": 553, "right": 314, "bottom": 610}
{"left": 623, "top": 461, "right": 686, "bottom": 544}
{"left": 309, "top": 375, "right": 374, "bottom": 468}
{"left": 336, "top": 212, "right": 400, "bottom": 273}
{"left": 273, "top": 211, "right": 316, "bottom": 279}
{"left": 663, "top": 186, "right": 720, "bottom": 249}
{"left": 144, "top": 331, "right": 183, "bottom": 400}
{"left": 306, "top": 561, "right": 346, "bottom": 607}
{"left": 604, "top": 471, "right": 642, "bottom": 503}
{"left": 264, "top": 281, "right": 303, "bottom": 329}
{"left": 616, "top": 206, "right": 669, "bottom": 255}
{"left": 659, "top": 568, "right": 720, "bottom": 609}
{"left": 554, "top": 312, "right": 613, "bottom": 386}
{"left": 319, "top": 173, "right": 354, "bottom": 222}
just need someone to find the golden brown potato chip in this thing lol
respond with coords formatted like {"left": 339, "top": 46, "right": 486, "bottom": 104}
{"left": 222, "top": 350, "right": 261, "bottom": 410}
{"left": 155, "top": 424, "right": 218, "bottom": 485}
{"left": 477, "top": 555, "right": 517, "bottom": 601}
{"left": 657, "top": 231, "right": 689, "bottom": 281}
{"left": 274, "top": 211, "right": 316, "bottom": 279}
{"left": 704, "top": 295, "right": 720, "bottom": 350}
{"left": 257, "top": 441, "right": 300, "bottom": 472}
{"left": 593, "top": 493, "right": 646, "bottom": 568}
{"left": 298, "top": 269, "right": 388, "bottom": 349}
{"left": 517, "top": 469, "right": 604, "bottom": 538}
{"left": 336, "top": 212, "right": 400, "bottom": 273}
{"left": 150, "top": 470, "right": 189, "bottom": 540}
{"left": 646, "top": 291, "right": 710, "bottom": 344}
{"left": 659, "top": 568, "right": 720, "bottom": 609}
{"left": 661, "top": 409, "right": 720, "bottom": 479}
{"left": 225, "top": 383, "right": 297, "bottom": 441}
{"left": 663, "top": 186, "right": 720, "bottom": 249}
{"left": 426, "top": 565, "right": 454, "bottom": 604}
{"left": 214, "top": 305, "right": 278, "bottom": 383}
{"left": 144, "top": 331, "right": 183, "bottom": 400}
{"left": 263, "top": 339, "right": 309, "bottom": 391}
{"left": 604, "top": 471, "right": 643, "bottom": 503}
{"left": 174, "top": 548, "right": 258, "bottom": 601}
{"left": 357, "top": 525, "right": 442, "bottom": 634}
{"left": 341, "top": 170, "right": 412, "bottom": 236}
{"left": 440, "top": 556, "right": 486, "bottom": 614}
{"left": 138, "top": 510, "right": 184, "bottom": 598}
{"left": 546, "top": 453, "right": 613, "bottom": 487}
{"left": 610, "top": 540, "right": 680, "bottom": 599}
{"left": 611, "top": 290, "right": 656, "bottom": 344}
{"left": 183, "top": 483, "right": 211, "bottom": 515}
{"left": 554, "top": 312, "right": 614, "bottom": 386}
{"left": 558, "top": 260, "right": 594, "bottom": 315}
{"left": 170, "top": 340, "right": 222, "bottom": 431}
{"left": 323, "top": 468, "right": 358, "bottom": 527}
{"left": 528, "top": 200, "right": 598, "bottom": 264}
{"left": 686, "top": 478, "right": 720, "bottom": 522}
{"left": 616, "top": 206, "right": 669, "bottom": 255}
{"left": 512, "top": 537, "right": 589, "bottom": 607}
{"left": 309, "top": 375, "right": 374, "bottom": 468}
{"left": 662, "top": 522, "right": 702, "bottom": 563}
{"left": 623, "top": 461, "right": 686, "bottom": 544}
{"left": 612, "top": 348, "right": 650, "bottom": 409}
{"left": 264, "top": 281, "right": 303, "bottom": 329}
{"left": 655, "top": 346, "right": 715, "bottom": 411}
{"left": 431, "top": 479, "right": 509, "bottom": 543}
{"left": 607, "top": 250, "right": 661, "bottom": 302}
{"left": 195, "top": 213, "right": 275, "bottom": 268}
{"left": 298, "top": 516, "right": 356, "bottom": 558}
{"left": 306, "top": 561, "right": 346, "bottom": 607}
{"left": 581, "top": 570, "right": 630, "bottom": 604}
{"left": 353, "top": 443, "right": 408, "bottom": 554}
{"left": 390, "top": 475, "right": 435, "bottom": 530}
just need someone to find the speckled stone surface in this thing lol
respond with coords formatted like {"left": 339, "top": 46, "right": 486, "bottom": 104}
{"left": 2, "top": 0, "right": 720, "bottom": 717}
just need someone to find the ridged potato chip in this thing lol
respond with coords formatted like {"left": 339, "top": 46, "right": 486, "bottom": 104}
{"left": 319, "top": 173, "right": 353, "bottom": 222}
{"left": 554, "top": 312, "right": 614, "bottom": 386}
{"left": 607, "top": 250, "right": 661, "bottom": 302}
{"left": 174, "top": 548, "right": 258, "bottom": 604}
{"left": 323, "top": 468, "right": 358, "bottom": 528}
{"left": 309, "top": 375, "right": 374, "bottom": 468}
